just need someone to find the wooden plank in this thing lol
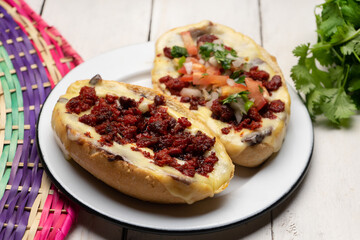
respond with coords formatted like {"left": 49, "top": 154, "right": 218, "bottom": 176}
{"left": 41, "top": 0, "right": 152, "bottom": 61}
{"left": 150, "top": 0, "right": 261, "bottom": 44}
{"left": 262, "top": 0, "right": 360, "bottom": 239}
{"left": 65, "top": 210, "right": 124, "bottom": 240}
{"left": 260, "top": 0, "right": 322, "bottom": 88}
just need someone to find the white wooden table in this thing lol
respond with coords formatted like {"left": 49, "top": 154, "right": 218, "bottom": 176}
{"left": 27, "top": 0, "right": 360, "bottom": 239}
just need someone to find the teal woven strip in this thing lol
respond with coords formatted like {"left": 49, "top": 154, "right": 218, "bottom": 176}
{"left": 0, "top": 44, "right": 23, "bottom": 198}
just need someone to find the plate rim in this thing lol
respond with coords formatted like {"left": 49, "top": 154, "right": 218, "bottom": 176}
{"left": 36, "top": 41, "right": 314, "bottom": 235}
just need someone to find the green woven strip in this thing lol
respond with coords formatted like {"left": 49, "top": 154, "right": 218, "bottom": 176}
{"left": 0, "top": 76, "right": 12, "bottom": 178}
{"left": 0, "top": 47, "right": 23, "bottom": 139}
{"left": 0, "top": 45, "right": 23, "bottom": 198}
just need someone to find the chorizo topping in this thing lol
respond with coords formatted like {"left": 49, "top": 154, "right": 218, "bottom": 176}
{"left": 66, "top": 87, "right": 218, "bottom": 177}
{"left": 160, "top": 32, "right": 286, "bottom": 135}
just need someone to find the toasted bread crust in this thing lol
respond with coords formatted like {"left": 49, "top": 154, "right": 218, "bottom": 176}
{"left": 52, "top": 79, "right": 234, "bottom": 204}
{"left": 152, "top": 20, "right": 291, "bottom": 167}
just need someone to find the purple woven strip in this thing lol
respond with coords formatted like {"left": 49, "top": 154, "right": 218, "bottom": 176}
{"left": 0, "top": 144, "right": 22, "bottom": 212}
{"left": 0, "top": 10, "right": 46, "bottom": 104}
{"left": 0, "top": 6, "right": 51, "bottom": 240}
{"left": 8, "top": 146, "right": 23, "bottom": 184}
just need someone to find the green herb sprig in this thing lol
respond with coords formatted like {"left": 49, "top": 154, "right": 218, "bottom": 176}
{"left": 199, "top": 42, "right": 237, "bottom": 70}
{"left": 221, "top": 91, "right": 254, "bottom": 112}
{"left": 291, "top": 0, "right": 360, "bottom": 126}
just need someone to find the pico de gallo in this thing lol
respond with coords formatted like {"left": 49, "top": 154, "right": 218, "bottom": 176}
{"left": 159, "top": 31, "right": 285, "bottom": 133}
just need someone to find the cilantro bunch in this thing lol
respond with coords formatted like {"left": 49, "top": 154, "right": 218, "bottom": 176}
{"left": 291, "top": 0, "right": 360, "bottom": 126}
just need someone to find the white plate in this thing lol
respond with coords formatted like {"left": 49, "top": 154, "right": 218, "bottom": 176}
{"left": 37, "top": 42, "right": 313, "bottom": 234}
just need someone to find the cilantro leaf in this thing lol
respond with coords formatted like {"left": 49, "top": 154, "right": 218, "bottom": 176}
{"left": 171, "top": 46, "right": 188, "bottom": 58}
{"left": 320, "top": 88, "right": 357, "bottom": 124}
{"left": 235, "top": 75, "right": 246, "bottom": 84}
{"left": 199, "top": 43, "right": 214, "bottom": 60}
{"left": 341, "top": 0, "right": 360, "bottom": 29}
{"left": 221, "top": 91, "right": 254, "bottom": 113}
{"left": 214, "top": 51, "right": 232, "bottom": 70}
{"left": 292, "top": 44, "right": 310, "bottom": 58}
{"left": 290, "top": 64, "right": 316, "bottom": 94}
{"left": 199, "top": 42, "right": 238, "bottom": 69}
{"left": 221, "top": 91, "right": 250, "bottom": 104}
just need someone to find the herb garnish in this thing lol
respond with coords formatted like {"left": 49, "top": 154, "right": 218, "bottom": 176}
{"left": 221, "top": 91, "right": 254, "bottom": 112}
{"left": 291, "top": 0, "right": 360, "bottom": 125}
{"left": 199, "top": 42, "right": 238, "bottom": 70}
{"left": 230, "top": 70, "right": 246, "bottom": 84}
{"left": 171, "top": 46, "right": 188, "bottom": 58}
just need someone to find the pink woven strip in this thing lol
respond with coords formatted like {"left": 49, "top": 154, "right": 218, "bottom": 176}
{"left": 13, "top": 19, "right": 55, "bottom": 88}
{"left": 55, "top": 203, "right": 77, "bottom": 239}
{"left": 2, "top": 1, "right": 82, "bottom": 239}
{"left": 10, "top": 0, "right": 83, "bottom": 66}
{"left": 5, "top": 0, "right": 83, "bottom": 76}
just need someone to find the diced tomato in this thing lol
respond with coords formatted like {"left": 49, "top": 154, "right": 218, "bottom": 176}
{"left": 180, "top": 31, "right": 198, "bottom": 56}
{"left": 245, "top": 78, "right": 267, "bottom": 110}
{"left": 192, "top": 72, "right": 203, "bottom": 83}
{"left": 206, "top": 65, "right": 221, "bottom": 75}
{"left": 178, "top": 66, "right": 187, "bottom": 74}
{"left": 193, "top": 74, "right": 229, "bottom": 86}
{"left": 186, "top": 57, "right": 199, "bottom": 63}
{"left": 220, "top": 84, "right": 248, "bottom": 97}
{"left": 192, "top": 63, "right": 206, "bottom": 73}
{"left": 179, "top": 74, "right": 193, "bottom": 82}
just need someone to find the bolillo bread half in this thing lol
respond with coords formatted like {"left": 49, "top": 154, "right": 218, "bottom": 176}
{"left": 52, "top": 77, "right": 234, "bottom": 204}
{"left": 152, "top": 20, "right": 291, "bottom": 167}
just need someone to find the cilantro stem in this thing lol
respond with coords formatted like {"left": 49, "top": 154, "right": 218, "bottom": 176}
{"left": 331, "top": 47, "right": 344, "bottom": 63}
{"left": 354, "top": 52, "right": 360, "bottom": 64}
{"left": 315, "top": 29, "right": 360, "bottom": 50}
{"left": 337, "top": 28, "right": 360, "bottom": 46}
{"left": 342, "top": 64, "right": 350, "bottom": 89}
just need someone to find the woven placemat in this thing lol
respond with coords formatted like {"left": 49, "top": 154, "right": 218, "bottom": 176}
{"left": 0, "top": 0, "right": 83, "bottom": 239}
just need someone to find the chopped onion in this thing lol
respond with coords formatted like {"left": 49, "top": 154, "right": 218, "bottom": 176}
{"left": 226, "top": 53, "right": 237, "bottom": 60}
{"left": 232, "top": 57, "right": 244, "bottom": 68}
{"left": 205, "top": 91, "right": 219, "bottom": 108}
{"left": 180, "top": 87, "right": 202, "bottom": 97}
{"left": 209, "top": 56, "right": 219, "bottom": 66}
{"left": 213, "top": 39, "right": 223, "bottom": 45}
{"left": 227, "top": 78, "right": 236, "bottom": 86}
{"left": 199, "top": 59, "right": 205, "bottom": 65}
{"left": 234, "top": 111, "right": 243, "bottom": 123}
{"left": 251, "top": 58, "right": 265, "bottom": 65}
{"left": 138, "top": 101, "right": 149, "bottom": 113}
{"left": 201, "top": 88, "right": 211, "bottom": 100}
{"left": 183, "top": 62, "right": 193, "bottom": 74}
{"left": 214, "top": 44, "right": 224, "bottom": 52}
{"left": 230, "top": 98, "right": 246, "bottom": 123}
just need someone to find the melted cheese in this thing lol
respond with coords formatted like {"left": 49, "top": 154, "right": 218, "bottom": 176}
{"left": 152, "top": 20, "right": 291, "bottom": 165}
{"left": 54, "top": 80, "right": 233, "bottom": 204}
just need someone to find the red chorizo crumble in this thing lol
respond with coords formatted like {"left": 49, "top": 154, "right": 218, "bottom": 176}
{"left": 158, "top": 34, "right": 286, "bottom": 135}
{"left": 197, "top": 34, "right": 218, "bottom": 45}
{"left": 84, "top": 132, "right": 92, "bottom": 138}
{"left": 66, "top": 87, "right": 218, "bottom": 177}
{"left": 221, "top": 127, "right": 231, "bottom": 135}
{"left": 66, "top": 86, "right": 98, "bottom": 114}
{"left": 163, "top": 47, "right": 173, "bottom": 59}
{"left": 159, "top": 75, "right": 190, "bottom": 96}
{"left": 180, "top": 96, "right": 206, "bottom": 110}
